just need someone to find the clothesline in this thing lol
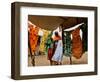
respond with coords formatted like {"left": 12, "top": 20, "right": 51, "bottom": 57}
{"left": 64, "top": 22, "right": 84, "bottom": 31}
{"left": 28, "top": 20, "right": 87, "bottom": 65}
{"left": 28, "top": 20, "right": 85, "bottom": 47}
{"left": 28, "top": 21, "right": 84, "bottom": 33}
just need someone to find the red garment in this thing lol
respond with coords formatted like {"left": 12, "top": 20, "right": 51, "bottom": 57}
{"left": 48, "top": 43, "right": 57, "bottom": 60}
{"left": 71, "top": 28, "right": 82, "bottom": 59}
{"left": 48, "top": 48, "right": 53, "bottom": 60}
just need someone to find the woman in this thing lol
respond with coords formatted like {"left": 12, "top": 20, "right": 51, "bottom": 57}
{"left": 52, "top": 32, "right": 63, "bottom": 65}
{"left": 45, "top": 32, "right": 53, "bottom": 65}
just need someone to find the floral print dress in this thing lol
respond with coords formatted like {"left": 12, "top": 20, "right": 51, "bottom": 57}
{"left": 63, "top": 31, "right": 72, "bottom": 57}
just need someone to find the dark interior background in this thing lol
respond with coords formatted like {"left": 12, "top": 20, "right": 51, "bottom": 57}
{"left": 28, "top": 15, "right": 87, "bottom": 30}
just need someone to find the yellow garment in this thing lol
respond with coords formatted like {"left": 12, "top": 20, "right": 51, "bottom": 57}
{"left": 39, "top": 29, "right": 51, "bottom": 52}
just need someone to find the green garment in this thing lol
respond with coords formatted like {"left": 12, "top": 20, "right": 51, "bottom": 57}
{"left": 45, "top": 32, "right": 54, "bottom": 55}
{"left": 63, "top": 31, "right": 72, "bottom": 57}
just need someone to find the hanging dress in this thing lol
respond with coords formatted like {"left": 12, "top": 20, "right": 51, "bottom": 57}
{"left": 63, "top": 31, "right": 72, "bottom": 57}
{"left": 39, "top": 29, "right": 51, "bottom": 53}
{"left": 29, "top": 26, "right": 39, "bottom": 53}
{"left": 71, "top": 28, "right": 82, "bottom": 59}
{"left": 52, "top": 40, "right": 63, "bottom": 62}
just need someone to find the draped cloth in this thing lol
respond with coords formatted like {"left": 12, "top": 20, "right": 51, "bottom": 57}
{"left": 63, "top": 31, "right": 72, "bottom": 57}
{"left": 45, "top": 32, "right": 55, "bottom": 60}
{"left": 29, "top": 26, "right": 39, "bottom": 53}
{"left": 52, "top": 40, "right": 63, "bottom": 62}
{"left": 39, "top": 29, "right": 51, "bottom": 53}
{"left": 71, "top": 28, "right": 83, "bottom": 59}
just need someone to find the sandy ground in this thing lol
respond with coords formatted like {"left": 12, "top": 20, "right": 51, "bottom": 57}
{"left": 28, "top": 52, "right": 88, "bottom": 66}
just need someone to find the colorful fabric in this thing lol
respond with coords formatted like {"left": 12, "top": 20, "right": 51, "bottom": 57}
{"left": 39, "top": 29, "right": 51, "bottom": 53}
{"left": 29, "top": 26, "right": 39, "bottom": 53}
{"left": 52, "top": 40, "right": 63, "bottom": 62}
{"left": 63, "top": 31, "right": 72, "bottom": 56}
{"left": 45, "top": 32, "right": 54, "bottom": 54}
{"left": 71, "top": 28, "right": 82, "bottom": 59}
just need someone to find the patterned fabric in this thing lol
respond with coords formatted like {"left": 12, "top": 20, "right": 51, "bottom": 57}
{"left": 45, "top": 32, "right": 54, "bottom": 54}
{"left": 29, "top": 26, "right": 39, "bottom": 53}
{"left": 39, "top": 29, "right": 51, "bottom": 53}
{"left": 71, "top": 28, "right": 82, "bottom": 59}
{"left": 63, "top": 31, "right": 72, "bottom": 57}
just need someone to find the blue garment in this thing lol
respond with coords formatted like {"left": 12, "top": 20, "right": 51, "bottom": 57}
{"left": 52, "top": 40, "right": 63, "bottom": 62}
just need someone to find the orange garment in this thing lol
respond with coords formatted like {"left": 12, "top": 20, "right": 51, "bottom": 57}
{"left": 29, "top": 26, "right": 39, "bottom": 53}
{"left": 71, "top": 28, "right": 82, "bottom": 59}
{"left": 53, "top": 36, "right": 61, "bottom": 41}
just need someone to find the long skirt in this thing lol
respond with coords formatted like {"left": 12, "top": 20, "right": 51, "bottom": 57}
{"left": 48, "top": 48, "right": 53, "bottom": 60}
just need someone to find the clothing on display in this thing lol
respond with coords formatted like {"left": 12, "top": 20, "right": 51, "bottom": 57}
{"left": 29, "top": 26, "right": 39, "bottom": 53}
{"left": 28, "top": 19, "right": 87, "bottom": 64}
{"left": 63, "top": 23, "right": 84, "bottom": 59}
{"left": 39, "top": 29, "right": 51, "bottom": 53}
{"left": 52, "top": 40, "right": 63, "bottom": 62}
{"left": 71, "top": 28, "right": 83, "bottom": 59}
{"left": 45, "top": 32, "right": 54, "bottom": 60}
{"left": 63, "top": 31, "right": 72, "bottom": 57}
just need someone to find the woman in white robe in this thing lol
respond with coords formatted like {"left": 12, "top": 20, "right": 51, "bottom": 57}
{"left": 52, "top": 40, "right": 63, "bottom": 65}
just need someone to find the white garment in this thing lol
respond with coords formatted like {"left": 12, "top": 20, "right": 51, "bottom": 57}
{"left": 64, "top": 23, "right": 83, "bottom": 40}
{"left": 52, "top": 27, "right": 62, "bottom": 38}
{"left": 64, "top": 22, "right": 84, "bottom": 31}
{"left": 28, "top": 21, "right": 36, "bottom": 28}
{"left": 52, "top": 40, "right": 63, "bottom": 62}
{"left": 38, "top": 28, "right": 44, "bottom": 36}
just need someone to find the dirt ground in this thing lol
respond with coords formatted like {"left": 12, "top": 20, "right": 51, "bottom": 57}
{"left": 28, "top": 52, "right": 88, "bottom": 66}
